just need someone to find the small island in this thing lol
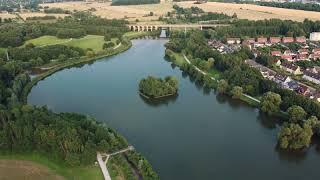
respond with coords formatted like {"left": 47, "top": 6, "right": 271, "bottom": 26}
{"left": 139, "top": 76, "right": 179, "bottom": 98}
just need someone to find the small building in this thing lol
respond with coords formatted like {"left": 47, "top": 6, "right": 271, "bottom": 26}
{"left": 274, "top": 59, "right": 282, "bottom": 66}
{"left": 298, "top": 49, "right": 309, "bottom": 55}
{"left": 295, "top": 36, "right": 306, "bottom": 43}
{"left": 281, "top": 54, "right": 293, "bottom": 62}
{"left": 257, "top": 37, "right": 268, "bottom": 44}
{"left": 297, "top": 54, "right": 309, "bottom": 61}
{"left": 287, "top": 80, "right": 299, "bottom": 90}
{"left": 313, "top": 48, "right": 320, "bottom": 55}
{"left": 274, "top": 74, "right": 292, "bottom": 88}
{"left": 271, "top": 51, "right": 282, "bottom": 57}
{"left": 280, "top": 62, "right": 302, "bottom": 75}
{"left": 310, "top": 32, "right": 320, "bottom": 41}
{"left": 269, "top": 37, "right": 281, "bottom": 44}
{"left": 282, "top": 37, "right": 294, "bottom": 43}
{"left": 296, "top": 85, "right": 310, "bottom": 96}
{"left": 227, "top": 38, "right": 241, "bottom": 44}
{"left": 309, "top": 54, "right": 320, "bottom": 60}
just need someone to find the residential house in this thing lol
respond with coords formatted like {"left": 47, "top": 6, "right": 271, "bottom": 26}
{"left": 274, "top": 74, "right": 292, "bottom": 88}
{"left": 302, "top": 70, "right": 320, "bottom": 84}
{"left": 287, "top": 80, "right": 299, "bottom": 90}
{"left": 269, "top": 37, "right": 281, "bottom": 44}
{"left": 257, "top": 37, "right": 268, "bottom": 44}
{"left": 271, "top": 51, "right": 282, "bottom": 57}
{"left": 297, "top": 54, "right": 309, "bottom": 61}
{"left": 296, "top": 84, "right": 310, "bottom": 96}
{"left": 313, "top": 48, "right": 320, "bottom": 55}
{"left": 280, "top": 62, "right": 302, "bottom": 75}
{"left": 298, "top": 49, "right": 309, "bottom": 55}
{"left": 281, "top": 54, "right": 293, "bottom": 62}
{"left": 227, "top": 38, "right": 241, "bottom": 44}
{"left": 295, "top": 36, "right": 306, "bottom": 43}
{"left": 309, "top": 53, "right": 320, "bottom": 60}
{"left": 282, "top": 37, "right": 294, "bottom": 43}
{"left": 274, "top": 59, "right": 282, "bottom": 66}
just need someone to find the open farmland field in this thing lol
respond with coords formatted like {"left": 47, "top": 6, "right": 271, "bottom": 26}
{"left": 178, "top": 1, "right": 320, "bottom": 22}
{"left": 41, "top": 1, "right": 320, "bottom": 22}
{"left": 0, "top": 160, "right": 64, "bottom": 180}
{"left": 40, "top": 1, "right": 173, "bottom": 23}
{"left": 0, "top": 13, "right": 17, "bottom": 20}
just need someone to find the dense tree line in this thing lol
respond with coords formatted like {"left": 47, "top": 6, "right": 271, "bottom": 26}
{"left": 44, "top": 7, "right": 71, "bottom": 14}
{"left": 0, "top": 12, "right": 129, "bottom": 48}
{"left": 213, "top": 19, "right": 320, "bottom": 39}
{"left": 8, "top": 44, "right": 84, "bottom": 65}
{"left": 139, "top": 76, "right": 179, "bottom": 98}
{"left": 111, "top": 0, "right": 160, "bottom": 5}
{"left": 163, "top": 5, "right": 232, "bottom": 24}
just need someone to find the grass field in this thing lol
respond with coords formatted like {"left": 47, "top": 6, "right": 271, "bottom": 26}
{"left": 18, "top": 12, "right": 69, "bottom": 20}
{"left": 0, "top": 153, "right": 103, "bottom": 180}
{"left": 40, "top": 1, "right": 320, "bottom": 22}
{"left": 23, "top": 35, "right": 114, "bottom": 52}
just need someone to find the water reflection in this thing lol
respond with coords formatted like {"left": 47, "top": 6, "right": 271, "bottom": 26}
{"left": 276, "top": 146, "right": 308, "bottom": 164}
{"left": 139, "top": 93, "right": 178, "bottom": 107}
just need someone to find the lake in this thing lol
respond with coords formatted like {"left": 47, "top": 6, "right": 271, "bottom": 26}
{"left": 28, "top": 40, "right": 320, "bottom": 180}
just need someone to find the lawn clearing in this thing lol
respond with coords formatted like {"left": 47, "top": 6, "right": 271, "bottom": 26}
{"left": 23, "top": 35, "right": 114, "bottom": 52}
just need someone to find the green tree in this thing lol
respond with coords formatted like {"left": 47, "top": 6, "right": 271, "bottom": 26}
{"left": 231, "top": 86, "right": 243, "bottom": 99}
{"left": 260, "top": 92, "right": 282, "bottom": 115}
{"left": 287, "top": 105, "right": 307, "bottom": 123}
{"left": 278, "top": 123, "right": 313, "bottom": 150}
{"left": 217, "top": 79, "right": 228, "bottom": 94}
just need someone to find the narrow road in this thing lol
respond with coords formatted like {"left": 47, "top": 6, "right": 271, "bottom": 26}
{"left": 97, "top": 146, "right": 134, "bottom": 180}
{"left": 97, "top": 152, "right": 112, "bottom": 180}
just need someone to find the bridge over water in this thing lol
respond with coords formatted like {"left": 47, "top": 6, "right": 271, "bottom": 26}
{"left": 128, "top": 24, "right": 228, "bottom": 32}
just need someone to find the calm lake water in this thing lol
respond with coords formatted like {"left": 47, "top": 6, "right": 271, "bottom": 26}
{"left": 28, "top": 40, "right": 320, "bottom": 180}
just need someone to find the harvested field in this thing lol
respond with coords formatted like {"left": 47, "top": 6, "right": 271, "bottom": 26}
{"left": 40, "top": 1, "right": 173, "bottom": 23}
{"left": 0, "top": 160, "right": 64, "bottom": 180}
{"left": 0, "top": 13, "right": 17, "bottom": 19}
{"left": 40, "top": 1, "right": 320, "bottom": 22}
{"left": 178, "top": 1, "right": 320, "bottom": 22}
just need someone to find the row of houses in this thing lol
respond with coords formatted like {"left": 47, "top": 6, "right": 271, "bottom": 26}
{"left": 271, "top": 48, "right": 320, "bottom": 62}
{"left": 245, "top": 59, "right": 320, "bottom": 102}
{"left": 227, "top": 36, "right": 307, "bottom": 46}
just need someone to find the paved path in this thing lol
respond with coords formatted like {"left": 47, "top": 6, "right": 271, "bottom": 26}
{"left": 113, "top": 43, "right": 122, "bottom": 50}
{"left": 97, "top": 146, "right": 134, "bottom": 180}
{"left": 182, "top": 54, "right": 260, "bottom": 103}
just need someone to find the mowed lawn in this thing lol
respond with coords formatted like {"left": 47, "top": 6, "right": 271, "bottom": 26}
{"left": 23, "top": 35, "right": 112, "bottom": 51}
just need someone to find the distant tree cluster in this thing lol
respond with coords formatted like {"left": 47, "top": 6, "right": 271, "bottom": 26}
{"left": 163, "top": 5, "right": 232, "bottom": 24}
{"left": 26, "top": 15, "right": 56, "bottom": 21}
{"left": 111, "top": 0, "right": 160, "bottom": 5}
{"left": 44, "top": 7, "right": 71, "bottom": 14}
{"left": 139, "top": 76, "right": 179, "bottom": 98}
{"left": 0, "top": 12, "right": 129, "bottom": 48}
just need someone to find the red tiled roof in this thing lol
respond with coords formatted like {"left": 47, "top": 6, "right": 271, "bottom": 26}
{"left": 295, "top": 36, "right": 306, "bottom": 43}
{"left": 282, "top": 37, "right": 294, "bottom": 43}
{"left": 271, "top": 51, "right": 281, "bottom": 56}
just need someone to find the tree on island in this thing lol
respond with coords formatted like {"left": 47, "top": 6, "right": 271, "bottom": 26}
{"left": 139, "top": 76, "right": 179, "bottom": 98}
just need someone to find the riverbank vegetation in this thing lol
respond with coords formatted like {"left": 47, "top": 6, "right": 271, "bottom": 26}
{"left": 0, "top": 11, "right": 159, "bottom": 179}
{"left": 139, "top": 76, "right": 179, "bottom": 98}
{"left": 165, "top": 18, "right": 320, "bottom": 151}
